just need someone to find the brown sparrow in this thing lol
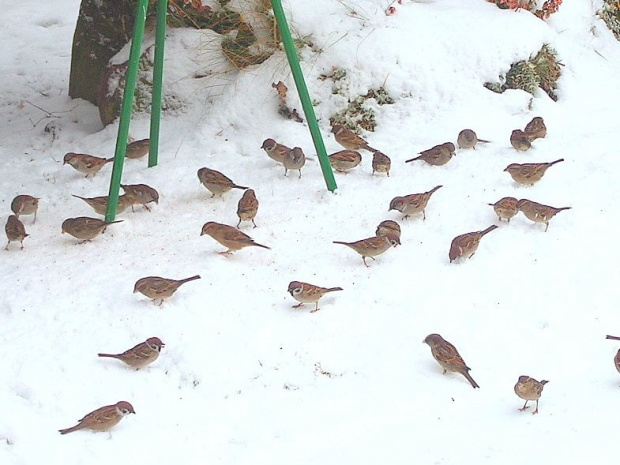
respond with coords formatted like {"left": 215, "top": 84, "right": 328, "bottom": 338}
{"left": 125, "top": 138, "right": 150, "bottom": 159}
{"left": 72, "top": 194, "right": 133, "bottom": 216}
{"left": 371, "top": 150, "right": 391, "bottom": 176}
{"left": 333, "top": 233, "right": 400, "bottom": 267}
{"left": 405, "top": 142, "right": 455, "bottom": 166}
{"left": 457, "top": 129, "right": 490, "bottom": 149}
{"left": 120, "top": 183, "right": 160, "bottom": 212}
{"left": 514, "top": 376, "right": 548, "bottom": 414}
{"left": 287, "top": 281, "right": 343, "bottom": 312}
{"left": 133, "top": 275, "right": 201, "bottom": 306}
{"left": 328, "top": 150, "right": 362, "bottom": 173}
{"left": 375, "top": 220, "right": 401, "bottom": 240}
{"left": 201, "top": 221, "right": 270, "bottom": 254}
{"left": 261, "top": 138, "right": 292, "bottom": 164}
{"left": 59, "top": 401, "right": 135, "bottom": 435}
{"left": 98, "top": 337, "right": 165, "bottom": 369}
{"left": 331, "top": 123, "right": 376, "bottom": 152}
{"left": 236, "top": 188, "right": 259, "bottom": 228}
{"left": 63, "top": 153, "right": 113, "bottom": 178}
{"left": 509, "top": 129, "right": 532, "bottom": 151}
{"left": 449, "top": 225, "right": 498, "bottom": 262}
{"left": 197, "top": 167, "right": 248, "bottom": 197}
{"left": 389, "top": 185, "right": 442, "bottom": 220}
{"left": 504, "top": 159, "right": 564, "bottom": 185}
{"left": 516, "top": 199, "right": 571, "bottom": 232}
{"left": 423, "top": 333, "right": 479, "bottom": 388}
{"left": 5, "top": 215, "right": 28, "bottom": 250}
{"left": 283, "top": 147, "right": 306, "bottom": 178}
{"left": 523, "top": 116, "right": 547, "bottom": 141}
{"left": 61, "top": 217, "right": 122, "bottom": 242}
{"left": 488, "top": 196, "right": 519, "bottom": 222}
{"left": 10, "top": 194, "right": 39, "bottom": 223}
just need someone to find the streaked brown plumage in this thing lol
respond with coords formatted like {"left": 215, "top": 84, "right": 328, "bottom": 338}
{"left": 261, "top": 138, "right": 292, "bottom": 164}
{"left": 514, "top": 376, "right": 548, "bottom": 414}
{"left": 457, "top": 129, "right": 490, "bottom": 149}
{"left": 5, "top": 215, "right": 28, "bottom": 250}
{"left": 236, "top": 188, "right": 259, "bottom": 228}
{"left": 98, "top": 337, "right": 165, "bottom": 369}
{"left": 375, "top": 220, "right": 401, "bottom": 240}
{"left": 72, "top": 194, "right": 133, "bottom": 216}
{"left": 125, "top": 138, "right": 150, "bottom": 159}
{"left": 201, "top": 221, "right": 270, "bottom": 254}
{"left": 59, "top": 401, "right": 135, "bottom": 435}
{"left": 371, "top": 150, "right": 391, "bottom": 176}
{"left": 331, "top": 123, "right": 376, "bottom": 152}
{"left": 10, "top": 194, "right": 39, "bottom": 223}
{"left": 423, "top": 333, "right": 479, "bottom": 388}
{"left": 283, "top": 147, "right": 306, "bottom": 178}
{"left": 63, "top": 153, "right": 113, "bottom": 178}
{"left": 389, "top": 185, "right": 442, "bottom": 220}
{"left": 516, "top": 199, "right": 571, "bottom": 232}
{"left": 61, "top": 217, "right": 122, "bottom": 242}
{"left": 488, "top": 196, "right": 519, "bottom": 222}
{"left": 523, "top": 117, "right": 547, "bottom": 141}
{"left": 333, "top": 233, "right": 400, "bottom": 267}
{"left": 449, "top": 225, "right": 498, "bottom": 262}
{"left": 504, "top": 159, "right": 564, "bottom": 185}
{"left": 509, "top": 129, "right": 531, "bottom": 151}
{"left": 197, "top": 167, "right": 248, "bottom": 197}
{"left": 287, "top": 281, "right": 343, "bottom": 312}
{"left": 134, "top": 275, "right": 201, "bottom": 305}
{"left": 121, "top": 183, "right": 160, "bottom": 212}
{"left": 329, "top": 150, "right": 362, "bottom": 173}
{"left": 405, "top": 142, "right": 455, "bottom": 166}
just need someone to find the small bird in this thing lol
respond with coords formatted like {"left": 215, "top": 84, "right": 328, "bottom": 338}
{"left": 59, "top": 401, "right": 135, "bottom": 435}
{"left": 449, "top": 225, "right": 498, "bottom": 262}
{"left": 516, "top": 199, "right": 571, "bottom": 232}
{"left": 120, "top": 183, "right": 160, "bottom": 212}
{"left": 523, "top": 117, "right": 547, "bottom": 141}
{"left": 133, "top": 275, "right": 201, "bottom": 306}
{"left": 375, "top": 220, "right": 401, "bottom": 240}
{"left": 261, "top": 138, "right": 292, "bottom": 164}
{"left": 5, "top": 215, "right": 28, "bottom": 250}
{"left": 405, "top": 142, "right": 455, "bottom": 166}
{"left": 98, "top": 337, "right": 165, "bottom": 369}
{"left": 423, "top": 333, "right": 479, "bottom": 388}
{"left": 509, "top": 129, "right": 532, "bottom": 151}
{"left": 287, "top": 281, "right": 343, "bottom": 313}
{"left": 488, "top": 196, "right": 519, "bottom": 223}
{"left": 72, "top": 194, "right": 133, "bottom": 216}
{"left": 125, "top": 138, "right": 150, "bottom": 159}
{"left": 457, "top": 129, "right": 490, "bottom": 149}
{"left": 61, "top": 217, "right": 122, "bottom": 242}
{"left": 371, "top": 150, "right": 391, "bottom": 176}
{"left": 10, "top": 195, "right": 39, "bottom": 224}
{"left": 504, "top": 159, "right": 564, "bottom": 186}
{"left": 328, "top": 150, "right": 362, "bottom": 173}
{"left": 514, "top": 376, "right": 549, "bottom": 414}
{"left": 615, "top": 349, "right": 620, "bottom": 378}
{"left": 283, "top": 147, "right": 306, "bottom": 178}
{"left": 63, "top": 153, "right": 113, "bottom": 178}
{"left": 331, "top": 123, "right": 376, "bottom": 152}
{"left": 389, "top": 185, "right": 442, "bottom": 220}
{"left": 201, "top": 221, "right": 270, "bottom": 254}
{"left": 333, "top": 234, "right": 400, "bottom": 267}
{"left": 236, "top": 188, "right": 259, "bottom": 228}
{"left": 197, "top": 167, "right": 248, "bottom": 197}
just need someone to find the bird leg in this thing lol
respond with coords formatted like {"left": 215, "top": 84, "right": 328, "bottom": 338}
{"left": 292, "top": 303, "right": 304, "bottom": 308}
{"left": 519, "top": 401, "right": 529, "bottom": 411}
{"left": 219, "top": 250, "right": 234, "bottom": 255}
{"left": 310, "top": 303, "right": 320, "bottom": 313}
{"left": 251, "top": 220, "right": 257, "bottom": 228}
{"left": 532, "top": 400, "right": 539, "bottom": 415}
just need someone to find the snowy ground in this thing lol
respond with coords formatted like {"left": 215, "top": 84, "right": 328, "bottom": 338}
{"left": 2, "top": 0, "right": 620, "bottom": 463}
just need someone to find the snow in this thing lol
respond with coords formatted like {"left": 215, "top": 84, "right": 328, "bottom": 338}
{"left": 2, "top": 0, "right": 620, "bottom": 463}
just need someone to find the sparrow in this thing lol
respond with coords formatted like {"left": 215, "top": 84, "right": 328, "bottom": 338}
{"left": 457, "top": 129, "right": 490, "bottom": 149}
{"left": 371, "top": 150, "right": 391, "bottom": 176}
{"left": 449, "top": 225, "right": 498, "bottom": 262}
{"left": 287, "top": 281, "right": 343, "bottom": 313}
{"left": 133, "top": 275, "right": 201, "bottom": 306}
{"left": 261, "top": 138, "right": 292, "bottom": 164}
{"left": 5, "top": 215, "right": 28, "bottom": 250}
{"left": 201, "top": 221, "right": 270, "bottom": 254}
{"left": 197, "top": 167, "right": 248, "bottom": 197}
{"left": 523, "top": 116, "right": 547, "bottom": 141}
{"left": 63, "top": 153, "right": 113, "bottom": 178}
{"left": 61, "top": 217, "right": 122, "bottom": 242}
{"left": 121, "top": 183, "right": 160, "bottom": 211}
{"left": 615, "top": 349, "right": 620, "bottom": 377}
{"left": 488, "top": 196, "right": 519, "bottom": 222}
{"left": 516, "top": 199, "right": 571, "bottom": 232}
{"left": 125, "top": 138, "right": 150, "bottom": 159}
{"left": 504, "top": 159, "right": 564, "bottom": 185}
{"left": 509, "top": 129, "right": 532, "bottom": 151}
{"left": 514, "top": 376, "right": 548, "bottom": 414}
{"left": 331, "top": 123, "right": 376, "bottom": 152}
{"left": 375, "top": 219, "right": 401, "bottom": 240}
{"left": 328, "top": 150, "right": 362, "bottom": 173}
{"left": 98, "top": 337, "right": 165, "bottom": 369}
{"left": 389, "top": 185, "right": 442, "bottom": 220}
{"left": 72, "top": 194, "right": 133, "bottom": 216}
{"left": 405, "top": 142, "right": 455, "bottom": 166}
{"left": 59, "top": 401, "right": 135, "bottom": 435}
{"left": 423, "top": 333, "right": 479, "bottom": 388}
{"left": 283, "top": 147, "right": 306, "bottom": 178}
{"left": 333, "top": 233, "right": 400, "bottom": 267}
{"left": 10, "top": 194, "right": 39, "bottom": 223}
{"left": 236, "top": 188, "right": 259, "bottom": 228}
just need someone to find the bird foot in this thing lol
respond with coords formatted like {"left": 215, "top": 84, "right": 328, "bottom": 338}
{"left": 292, "top": 303, "right": 304, "bottom": 309}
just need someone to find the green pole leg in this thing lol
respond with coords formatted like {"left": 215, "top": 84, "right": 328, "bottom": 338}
{"left": 148, "top": 0, "right": 168, "bottom": 168}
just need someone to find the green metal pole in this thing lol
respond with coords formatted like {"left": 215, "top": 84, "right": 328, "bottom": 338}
{"left": 148, "top": 0, "right": 168, "bottom": 168}
{"left": 105, "top": 0, "right": 149, "bottom": 222}
{"left": 269, "top": 0, "right": 337, "bottom": 192}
